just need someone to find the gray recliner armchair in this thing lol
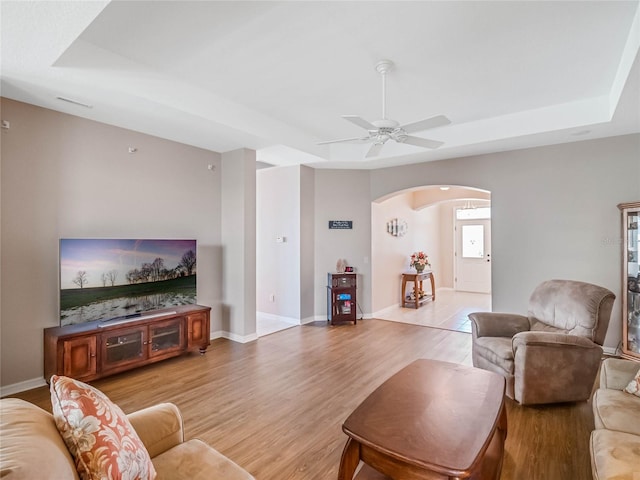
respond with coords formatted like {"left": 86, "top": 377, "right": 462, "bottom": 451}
{"left": 470, "top": 279, "right": 615, "bottom": 405}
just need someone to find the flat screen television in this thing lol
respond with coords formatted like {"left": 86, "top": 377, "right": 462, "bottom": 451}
{"left": 59, "top": 239, "right": 197, "bottom": 326}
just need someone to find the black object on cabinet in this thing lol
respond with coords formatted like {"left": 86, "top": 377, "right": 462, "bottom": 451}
{"left": 327, "top": 273, "right": 357, "bottom": 325}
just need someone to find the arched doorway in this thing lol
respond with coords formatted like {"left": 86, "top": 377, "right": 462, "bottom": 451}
{"left": 371, "top": 185, "right": 491, "bottom": 332}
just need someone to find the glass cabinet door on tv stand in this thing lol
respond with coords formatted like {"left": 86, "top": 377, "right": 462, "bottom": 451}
{"left": 100, "top": 317, "right": 185, "bottom": 372}
{"left": 101, "top": 326, "right": 146, "bottom": 371}
{"left": 619, "top": 201, "right": 640, "bottom": 361}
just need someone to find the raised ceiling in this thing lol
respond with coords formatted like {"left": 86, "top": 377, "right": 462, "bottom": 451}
{"left": 2, "top": 1, "right": 639, "bottom": 169}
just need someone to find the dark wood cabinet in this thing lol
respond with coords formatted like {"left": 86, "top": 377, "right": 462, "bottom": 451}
{"left": 327, "top": 273, "right": 357, "bottom": 325}
{"left": 186, "top": 311, "right": 209, "bottom": 352}
{"left": 44, "top": 305, "right": 210, "bottom": 383}
{"left": 62, "top": 336, "right": 97, "bottom": 378}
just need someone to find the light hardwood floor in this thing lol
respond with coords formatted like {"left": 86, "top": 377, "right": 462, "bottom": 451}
{"left": 12, "top": 319, "right": 593, "bottom": 480}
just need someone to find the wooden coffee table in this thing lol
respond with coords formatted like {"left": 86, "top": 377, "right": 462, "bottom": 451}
{"left": 338, "top": 359, "right": 507, "bottom": 480}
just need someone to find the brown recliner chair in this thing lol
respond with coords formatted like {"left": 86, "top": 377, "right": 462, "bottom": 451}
{"left": 470, "top": 279, "right": 615, "bottom": 405}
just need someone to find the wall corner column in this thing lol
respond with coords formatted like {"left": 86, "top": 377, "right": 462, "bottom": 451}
{"left": 221, "top": 149, "right": 257, "bottom": 341}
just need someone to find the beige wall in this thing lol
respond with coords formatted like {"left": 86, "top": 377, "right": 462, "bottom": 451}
{"left": 371, "top": 193, "right": 415, "bottom": 312}
{"left": 371, "top": 194, "right": 442, "bottom": 312}
{"left": 299, "top": 166, "right": 315, "bottom": 321}
{"left": 2, "top": 95, "right": 638, "bottom": 390}
{"left": 256, "top": 165, "right": 301, "bottom": 320}
{"left": 314, "top": 170, "right": 372, "bottom": 317}
{"left": 221, "top": 149, "right": 257, "bottom": 340}
{"left": 0, "top": 98, "right": 222, "bottom": 389}
{"left": 369, "top": 133, "right": 640, "bottom": 349}
{"left": 256, "top": 164, "right": 316, "bottom": 323}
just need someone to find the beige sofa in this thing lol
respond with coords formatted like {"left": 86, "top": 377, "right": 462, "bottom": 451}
{"left": 590, "top": 358, "right": 640, "bottom": 479}
{"left": 0, "top": 398, "right": 254, "bottom": 480}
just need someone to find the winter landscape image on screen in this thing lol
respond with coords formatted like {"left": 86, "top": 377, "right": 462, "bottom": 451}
{"left": 60, "top": 239, "right": 197, "bottom": 326}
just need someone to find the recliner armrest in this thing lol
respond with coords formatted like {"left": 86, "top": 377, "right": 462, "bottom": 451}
{"left": 469, "top": 312, "right": 530, "bottom": 338}
{"left": 127, "top": 402, "right": 185, "bottom": 458}
{"left": 512, "top": 331, "right": 601, "bottom": 350}
{"left": 511, "top": 331, "right": 603, "bottom": 404}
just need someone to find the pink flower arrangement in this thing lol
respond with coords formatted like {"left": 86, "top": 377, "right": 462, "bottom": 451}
{"left": 410, "top": 251, "right": 430, "bottom": 269}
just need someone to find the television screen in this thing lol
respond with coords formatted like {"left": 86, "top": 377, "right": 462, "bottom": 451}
{"left": 60, "top": 239, "right": 197, "bottom": 326}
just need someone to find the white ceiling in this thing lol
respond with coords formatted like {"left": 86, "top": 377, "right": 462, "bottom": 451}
{"left": 2, "top": 1, "right": 639, "bottom": 169}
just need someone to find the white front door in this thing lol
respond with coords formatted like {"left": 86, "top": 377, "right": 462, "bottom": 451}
{"left": 455, "top": 218, "right": 491, "bottom": 293}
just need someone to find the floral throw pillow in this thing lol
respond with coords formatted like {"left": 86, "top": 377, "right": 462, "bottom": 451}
{"left": 624, "top": 368, "right": 640, "bottom": 397}
{"left": 50, "top": 375, "right": 156, "bottom": 480}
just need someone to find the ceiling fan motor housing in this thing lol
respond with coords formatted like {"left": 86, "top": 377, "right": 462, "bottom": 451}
{"left": 372, "top": 119, "right": 399, "bottom": 129}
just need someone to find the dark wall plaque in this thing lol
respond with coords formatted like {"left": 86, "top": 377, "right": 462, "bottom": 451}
{"left": 329, "top": 220, "right": 353, "bottom": 229}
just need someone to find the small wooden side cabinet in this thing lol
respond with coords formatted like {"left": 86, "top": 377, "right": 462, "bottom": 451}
{"left": 401, "top": 271, "right": 436, "bottom": 309}
{"left": 327, "top": 273, "right": 357, "bottom": 325}
{"left": 44, "top": 304, "right": 210, "bottom": 383}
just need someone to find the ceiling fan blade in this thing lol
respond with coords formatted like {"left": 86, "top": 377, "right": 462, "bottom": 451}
{"left": 401, "top": 115, "right": 451, "bottom": 134}
{"left": 366, "top": 143, "right": 384, "bottom": 158}
{"left": 317, "top": 136, "right": 370, "bottom": 145}
{"left": 342, "top": 115, "right": 378, "bottom": 131}
{"left": 401, "top": 135, "right": 444, "bottom": 149}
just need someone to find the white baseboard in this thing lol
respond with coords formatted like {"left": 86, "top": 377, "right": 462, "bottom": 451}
{"left": 210, "top": 329, "right": 224, "bottom": 340}
{"left": 257, "top": 311, "right": 300, "bottom": 325}
{"left": 300, "top": 316, "right": 316, "bottom": 325}
{"left": 220, "top": 331, "right": 258, "bottom": 343}
{"left": 1, "top": 377, "right": 47, "bottom": 398}
{"left": 210, "top": 329, "right": 258, "bottom": 343}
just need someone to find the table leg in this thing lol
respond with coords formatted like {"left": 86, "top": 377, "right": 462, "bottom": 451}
{"left": 401, "top": 277, "right": 407, "bottom": 308}
{"left": 413, "top": 280, "right": 419, "bottom": 309}
{"left": 430, "top": 273, "right": 436, "bottom": 301}
{"left": 338, "top": 438, "right": 361, "bottom": 480}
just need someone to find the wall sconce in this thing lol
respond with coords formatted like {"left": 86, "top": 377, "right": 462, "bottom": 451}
{"left": 386, "top": 218, "right": 408, "bottom": 237}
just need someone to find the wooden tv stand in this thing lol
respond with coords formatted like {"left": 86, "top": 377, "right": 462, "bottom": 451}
{"left": 44, "top": 304, "right": 210, "bottom": 383}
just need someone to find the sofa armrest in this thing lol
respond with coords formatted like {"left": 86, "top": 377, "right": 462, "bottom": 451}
{"left": 127, "top": 403, "right": 184, "bottom": 458}
{"left": 469, "top": 312, "right": 530, "bottom": 338}
{"left": 599, "top": 357, "right": 640, "bottom": 390}
{"left": 512, "top": 331, "right": 603, "bottom": 404}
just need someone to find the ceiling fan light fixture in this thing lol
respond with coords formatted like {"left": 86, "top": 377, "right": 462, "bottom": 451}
{"left": 319, "top": 59, "right": 450, "bottom": 158}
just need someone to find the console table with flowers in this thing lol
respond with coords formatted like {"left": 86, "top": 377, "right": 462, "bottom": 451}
{"left": 401, "top": 271, "right": 436, "bottom": 309}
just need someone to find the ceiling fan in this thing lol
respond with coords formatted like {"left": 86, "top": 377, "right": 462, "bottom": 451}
{"left": 319, "top": 59, "right": 451, "bottom": 158}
